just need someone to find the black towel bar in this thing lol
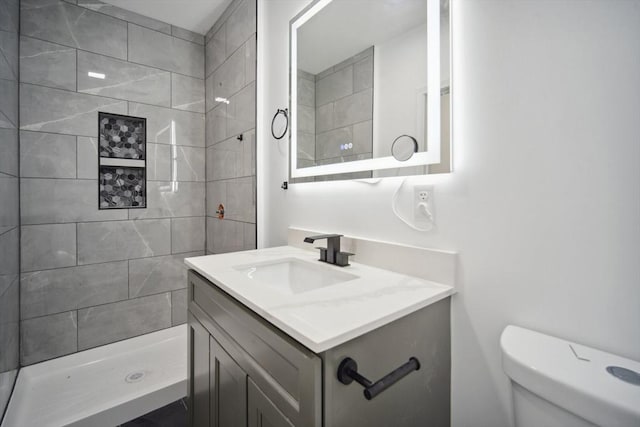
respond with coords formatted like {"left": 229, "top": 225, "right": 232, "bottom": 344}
{"left": 336, "top": 357, "right": 420, "bottom": 400}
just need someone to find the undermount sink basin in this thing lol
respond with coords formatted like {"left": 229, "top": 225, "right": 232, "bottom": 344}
{"left": 233, "top": 257, "right": 358, "bottom": 295}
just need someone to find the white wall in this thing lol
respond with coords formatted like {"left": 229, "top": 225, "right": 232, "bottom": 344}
{"left": 257, "top": 1, "right": 640, "bottom": 426}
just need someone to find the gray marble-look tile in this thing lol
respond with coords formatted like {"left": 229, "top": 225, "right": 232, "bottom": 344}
{"left": 206, "top": 180, "right": 225, "bottom": 215}
{"left": 316, "top": 65, "right": 353, "bottom": 107}
{"left": 316, "top": 126, "right": 353, "bottom": 161}
{"left": 205, "top": 24, "right": 225, "bottom": 78}
{"left": 171, "top": 288, "right": 187, "bottom": 326}
{"left": 21, "top": 178, "right": 128, "bottom": 224}
{"left": 147, "top": 143, "right": 171, "bottom": 181}
{"left": 21, "top": 0, "right": 127, "bottom": 60}
{"left": 20, "top": 261, "right": 128, "bottom": 319}
{"left": 209, "top": 46, "right": 245, "bottom": 102}
{"left": 20, "top": 131, "right": 76, "bottom": 178}
{"left": 0, "top": 227, "right": 18, "bottom": 296}
{"left": 205, "top": 0, "right": 243, "bottom": 42}
{"left": 21, "top": 311, "right": 77, "bottom": 365}
{"left": 172, "top": 26, "right": 204, "bottom": 46}
{"left": 78, "top": 292, "right": 171, "bottom": 350}
{"left": 171, "top": 217, "right": 205, "bottom": 254}
{"left": 77, "top": 219, "right": 170, "bottom": 265}
{"left": 223, "top": 176, "right": 255, "bottom": 223}
{"left": 333, "top": 88, "right": 373, "bottom": 128}
{"left": 175, "top": 145, "right": 205, "bottom": 182}
{"left": 20, "top": 36, "right": 75, "bottom": 91}
{"left": 226, "top": 81, "right": 255, "bottom": 137}
{"left": 243, "top": 221, "right": 256, "bottom": 250}
{"left": 296, "top": 131, "right": 315, "bottom": 161}
{"left": 352, "top": 120, "right": 373, "bottom": 155}
{"left": 315, "top": 65, "right": 335, "bottom": 82}
{"left": 129, "top": 251, "right": 201, "bottom": 298}
{"left": 315, "top": 102, "right": 333, "bottom": 133}
{"left": 128, "top": 24, "right": 204, "bottom": 79}
{"left": 207, "top": 130, "right": 254, "bottom": 181}
{"left": 172, "top": 73, "right": 205, "bottom": 113}
{"left": 21, "top": 223, "right": 76, "bottom": 272}
{"left": 225, "top": 0, "right": 255, "bottom": 57}
{"left": 21, "top": 83, "right": 127, "bottom": 136}
{"left": 76, "top": 136, "right": 96, "bottom": 179}
{"left": 77, "top": 51, "right": 171, "bottom": 107}
{"left": 0, "top": 174, "right": 18, "bottom": 232}
{"left": 77, "top": 0, "right": 172, "bottom": 34}
{"left": 245, "top": 36, "right": 256, "bottom": 84}
{"left": 0, "top": 278, "right": 19, "bottom": 372}
{"left": 0, "top": 0, "right": 19, "bottom": 33}
{"left": 353, "top": 54, "right": 374, "bottom": 92}
{"left": 0, "top": 78, "right": 18, "bottom": 128}
{"left": 297, "top": 104, "right": 315, "bottom": 135}
{"left": 129, "top": 102, "right": 204, "bottom": 147}
{"left": 128, "top": 181, "right": 205, "bottom": 220}
{"left": 206, "top": 103, "right": 227, "bottom": 145}
{"left": 333, "top": 46, "right": 374, "bottom": 74}
{"left": 0, "top": 128, "right": 18, "bottom": 176}
{"left": 0, "top": 29, "right": 18, "bottom": 81}
{"left": 298, "top": 75, "right": 315, "bottom": 107}
{"left": 207, "top": 217, "right": 243, "bottom": 254}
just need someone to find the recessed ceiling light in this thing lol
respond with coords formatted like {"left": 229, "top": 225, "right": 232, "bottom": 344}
{"left": 88, "top": 71, "right": 106, "bottom": 79}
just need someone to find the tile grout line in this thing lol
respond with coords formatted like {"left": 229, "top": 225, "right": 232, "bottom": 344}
{"left": 20, "top": 34, "right": 205, "bottom": 80}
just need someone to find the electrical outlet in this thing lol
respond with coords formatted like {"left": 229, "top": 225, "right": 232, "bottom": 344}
{"left": 413, "top": 185, "right": 434, "bottom": 225}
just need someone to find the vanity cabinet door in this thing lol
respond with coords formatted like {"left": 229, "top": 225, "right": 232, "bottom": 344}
{"left": 189, "top": 316, "right": 211, "bottom": 427}
{"left": 210, "top": 336, "right": 247, "bottom": 427}
{"left": 248, "top": 378, "right": 295, "bottom": 427}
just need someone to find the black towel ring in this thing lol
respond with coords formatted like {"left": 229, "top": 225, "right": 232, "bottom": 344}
{"left": 271, "top": 108, "right": 289, "bottom": 140}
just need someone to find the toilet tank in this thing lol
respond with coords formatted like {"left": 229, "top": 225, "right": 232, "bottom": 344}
{"left": 500, "top": 325, "right": 640, "bottom": 427}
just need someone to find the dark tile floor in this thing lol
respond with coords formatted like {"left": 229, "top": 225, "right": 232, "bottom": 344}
{"left": 119, "top": 398, "right": 187, "bottom": 427}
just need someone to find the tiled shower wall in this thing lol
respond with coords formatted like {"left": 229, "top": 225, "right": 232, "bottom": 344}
{"left": 0, "top": 0, "right": 20, "bottom": 416}
{"left": 18, "top": 0, "right": 206, "bottom": 365}
{"left": 314, "top": 46, "right": 373, "bottom": 164}
{"left": 205, "top": 0, "right": 257, "bottom": 254}
{"left": 297, "top": 69, "right": 316, "bottom": 168}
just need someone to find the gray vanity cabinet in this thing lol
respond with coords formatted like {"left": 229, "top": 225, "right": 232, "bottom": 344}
{"left": 247, "top": 379, "right": 295, "bottom": 427}
{"left": 187, "top": 270, "right": 322, "bottom": 427}
{"left": 210, "top": 336, "right": 247, "bottom": 427}
{"left": 188, "top": 269, "right": 451, "bottom": 427}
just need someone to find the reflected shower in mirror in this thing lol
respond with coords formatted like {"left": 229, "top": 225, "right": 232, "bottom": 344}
{"left": 290, "top": 0, "right": 451, "bottom": 181}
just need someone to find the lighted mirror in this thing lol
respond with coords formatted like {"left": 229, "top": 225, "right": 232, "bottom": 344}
{"left": 290, "top": 0, "right": 451, "bottom": 181}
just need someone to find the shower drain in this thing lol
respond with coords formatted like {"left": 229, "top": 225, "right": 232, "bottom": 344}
{"left": 125, "top": 371, "right": 146, "bottom": 383}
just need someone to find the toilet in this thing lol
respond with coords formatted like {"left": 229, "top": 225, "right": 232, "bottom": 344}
{"left": 500, "top": 325, "right": 640, "bottom": 427}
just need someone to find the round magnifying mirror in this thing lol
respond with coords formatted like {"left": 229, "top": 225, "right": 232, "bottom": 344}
{"left": 391, "top": 135, "right": 418, "bottom": 161}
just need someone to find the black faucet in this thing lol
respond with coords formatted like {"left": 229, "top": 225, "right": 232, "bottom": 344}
{"left": 304, "top": 234, "right": 354, "bottom": 267}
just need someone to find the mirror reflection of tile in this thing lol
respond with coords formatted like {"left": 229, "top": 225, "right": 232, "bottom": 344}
{"left": 297, "top": 47, "right": 374, "bottom": 182}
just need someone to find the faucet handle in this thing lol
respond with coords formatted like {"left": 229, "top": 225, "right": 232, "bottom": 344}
{"left": 335, "top": 251, "right": 354, "bottom": 267}
{"left": 314, "top": 247, "right": 328, "bottom": 262}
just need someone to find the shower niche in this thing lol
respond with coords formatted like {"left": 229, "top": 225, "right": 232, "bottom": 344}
{"left": 98, "top": 112, "right": 147, "bottom": 209}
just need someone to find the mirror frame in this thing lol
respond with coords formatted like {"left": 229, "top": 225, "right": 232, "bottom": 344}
{"left": 289, "top": 0, "right": 450, "bottom": 180}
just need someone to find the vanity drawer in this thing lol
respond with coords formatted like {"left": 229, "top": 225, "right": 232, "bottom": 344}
{"left": 188, "top": 270, "right": 321, "bottom": 427}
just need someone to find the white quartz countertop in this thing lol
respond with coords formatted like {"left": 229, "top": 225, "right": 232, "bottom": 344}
{"left": 185, "top": 246, "right": 455, "bottom": 353}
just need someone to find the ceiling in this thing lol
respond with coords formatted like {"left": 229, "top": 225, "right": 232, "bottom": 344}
{"left": 101, "top": 0, "right": 233, "bottom": 35}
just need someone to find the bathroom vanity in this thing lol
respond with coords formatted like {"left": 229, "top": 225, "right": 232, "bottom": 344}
{"left": 186, "top": 245, "right": 454, "bottom": 427}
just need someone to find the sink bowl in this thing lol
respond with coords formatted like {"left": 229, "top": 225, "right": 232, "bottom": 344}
{"left": 233, "top": 257, "right": 358, "bottom": 295}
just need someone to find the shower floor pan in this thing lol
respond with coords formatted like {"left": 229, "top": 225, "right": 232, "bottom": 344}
{"left": 2, "top": 324, "right": 187, "bottom": 427}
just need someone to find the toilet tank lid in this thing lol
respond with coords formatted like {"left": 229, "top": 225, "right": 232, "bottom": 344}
{"left": 500, "top": 325, "right": 640, "bottom": 427}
